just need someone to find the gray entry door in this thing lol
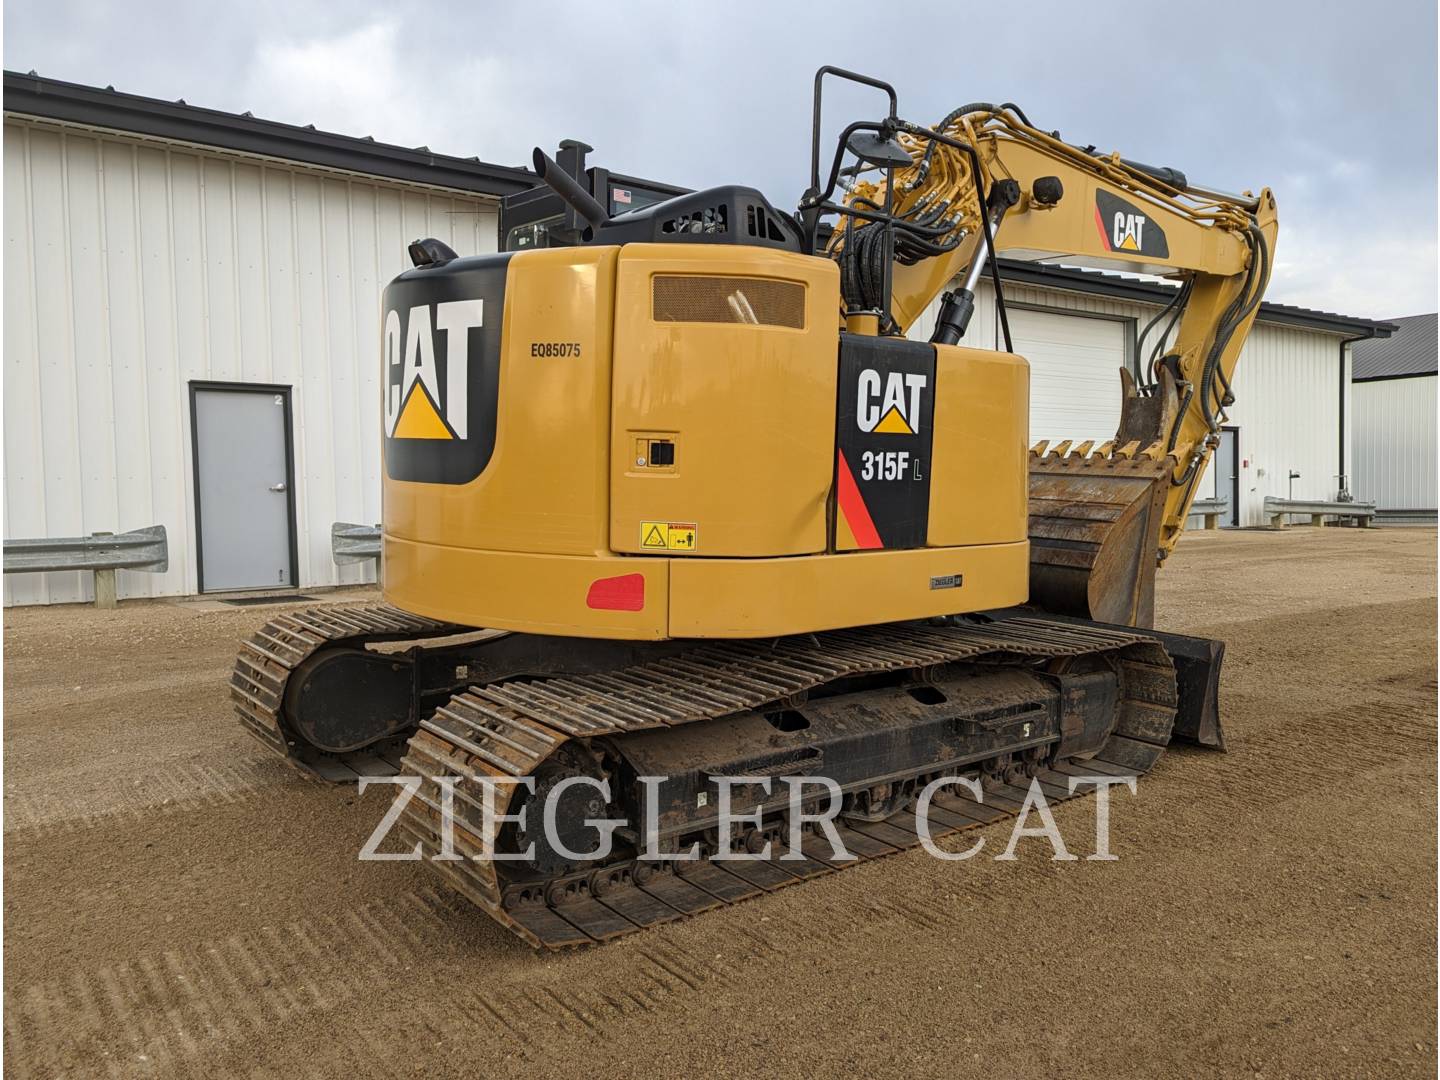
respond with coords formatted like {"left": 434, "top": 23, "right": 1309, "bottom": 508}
{"left": 1216, "top": 427, "right": 1239, "bottom": 526}
{"left": 192, "top": 385, "right": 296, "bottom": 591}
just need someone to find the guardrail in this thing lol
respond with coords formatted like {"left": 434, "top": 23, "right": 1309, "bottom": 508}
{"left": 332, "top": 522, "right": 381, "bottom": 564}
{"left": 1188, "top": 496, "right": 1229, "bottom": 530}
{"left": 1375, "top": 508, "right": 1438, "bottom": 527}
{"left": 3, "top": 525, "right": 168, "bottom": 608}
{"left": 1263, "top": 497, "right": 1375, "bottom": 529}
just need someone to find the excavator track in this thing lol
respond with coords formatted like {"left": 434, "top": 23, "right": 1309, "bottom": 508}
{"left": 230, "top": 603, "right": 467, "bottom": 781}
{"left": 392, "top": 614, "right": 1178, "bottom": 948}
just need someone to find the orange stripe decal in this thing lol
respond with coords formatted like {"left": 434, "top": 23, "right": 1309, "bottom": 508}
{"left": 836, "top": 449, "right": 883, "bottom": 549}
{"left": 1094, "top": 203, "right": 1112, "bottom": 251}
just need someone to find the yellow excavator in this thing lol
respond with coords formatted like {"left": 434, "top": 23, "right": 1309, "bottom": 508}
{"left": 231, "top": 67, "right": 1275, "bottom": 946}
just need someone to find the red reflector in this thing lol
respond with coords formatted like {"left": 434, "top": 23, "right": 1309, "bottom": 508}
{"left": 586, "top": 573, "right": 645, "bottom": 611}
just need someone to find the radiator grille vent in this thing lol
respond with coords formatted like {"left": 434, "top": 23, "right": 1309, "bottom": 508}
{"left": 651, "top": 275, "right": 806, "bottom": 329}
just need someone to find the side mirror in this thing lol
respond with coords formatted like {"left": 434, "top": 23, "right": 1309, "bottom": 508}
{"left": 846, "top": 130, "right": 913, "bottom": 170}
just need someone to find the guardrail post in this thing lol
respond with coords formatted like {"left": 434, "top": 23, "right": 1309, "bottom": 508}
{"left": 4, "top": 525, "right": 167, "bottom": 607}
{"left": 91, "top": 532, "right": 117, "bottom": 609}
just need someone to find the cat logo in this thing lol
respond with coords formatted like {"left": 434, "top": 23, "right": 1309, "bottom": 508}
{"left": 1112, "top": 211, "right": 1146, "bottom": 251}
{"left": 383, "top": 252, "right": 507, "bottom": 486}
{"left": 1094, "top": 190, "right": 1170, "bottom": 259}
{"left": 383, "top": 300, "right": 484, "bottom": 440}
{"left": 856, "top": 368, "right": 927, "bottom": 436}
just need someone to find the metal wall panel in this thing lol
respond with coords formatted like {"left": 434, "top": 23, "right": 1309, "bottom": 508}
{"left": 1222, "top": 323, "right": 1349, "bottom": 525}
{"left": 4, "top": 116, "right": 499, "bottom": 604}
{"left": 1005, "top": 307, "right": 1128, "bottom": 444}
{"left": 1352, "top": 375, "right": 1437, "bottom": 510}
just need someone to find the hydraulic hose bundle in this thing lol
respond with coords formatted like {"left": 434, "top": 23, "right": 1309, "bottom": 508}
{"left": 827, "top": 108, "right": 990, "bottom": 315}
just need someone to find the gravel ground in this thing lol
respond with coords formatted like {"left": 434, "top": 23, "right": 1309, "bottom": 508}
{"left": 3, "top": 526, "right": 1435, "bottom": 1078}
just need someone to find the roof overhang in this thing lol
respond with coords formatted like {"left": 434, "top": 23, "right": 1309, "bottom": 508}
{"left": 1352, "top": 370, "right": 1437, "bottom": 384}
{"left": 995, "top": 258, "right": 1396, "bottom": 338}
{"left": 3, "top": 70, "right": 535, "bottom": 199}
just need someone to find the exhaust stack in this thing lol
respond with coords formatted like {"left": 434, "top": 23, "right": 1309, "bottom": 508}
{"left": 531, "top": 147, "right": 610, "bottom": 237}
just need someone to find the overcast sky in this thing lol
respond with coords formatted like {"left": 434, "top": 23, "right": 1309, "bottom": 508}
{"left": 6, "top": 0, "right": 1437, "bottom": 318}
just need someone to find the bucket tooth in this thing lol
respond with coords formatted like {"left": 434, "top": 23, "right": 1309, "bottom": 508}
{"left": 1138, "top": 440, "right": 1167, "bottom": 461}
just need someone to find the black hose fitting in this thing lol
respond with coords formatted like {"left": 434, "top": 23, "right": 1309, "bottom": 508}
{"left": 930, "top": 289, "right": 975, "bottom": 346}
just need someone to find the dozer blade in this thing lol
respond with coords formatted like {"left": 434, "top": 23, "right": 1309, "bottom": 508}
{"left": 1026, "top": 368, "right": 1180, "bottom": 629}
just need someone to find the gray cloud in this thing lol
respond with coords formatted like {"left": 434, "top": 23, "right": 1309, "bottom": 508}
{"left": 6, "top": 0, "right": 1436, "bottom": 317}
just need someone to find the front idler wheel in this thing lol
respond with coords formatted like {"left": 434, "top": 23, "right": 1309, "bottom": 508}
{"left": 505, "top": 760, "right": 617, "bottom": 878}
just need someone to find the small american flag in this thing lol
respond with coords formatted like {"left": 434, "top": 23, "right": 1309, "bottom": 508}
{"left": 613, "top": 188, "right": 632, "bottom": 204}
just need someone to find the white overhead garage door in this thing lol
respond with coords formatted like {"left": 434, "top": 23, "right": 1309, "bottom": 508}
{"left": 1008, "top": 308, "right": 1129, "bottom": 445}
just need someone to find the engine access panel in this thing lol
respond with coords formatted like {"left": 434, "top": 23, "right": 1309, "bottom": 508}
{"left": 608, "top": 244, "right": 841, "bottom": 558}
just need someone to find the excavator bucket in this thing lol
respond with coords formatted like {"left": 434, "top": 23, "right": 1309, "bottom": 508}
{"left": 1026, "top": 367, "right": 1180, "bottom": 629}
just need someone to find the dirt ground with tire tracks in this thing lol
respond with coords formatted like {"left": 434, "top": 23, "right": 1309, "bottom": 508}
{"left": 3, "top": 526, "right": 1435, "bottom": 1078}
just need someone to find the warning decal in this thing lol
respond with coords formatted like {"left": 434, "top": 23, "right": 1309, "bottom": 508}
{"left": 640, "top": 521, "right": 698, "bottom": 551}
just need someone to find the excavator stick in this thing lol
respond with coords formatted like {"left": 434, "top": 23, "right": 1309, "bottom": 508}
{"left": 1026, "top": 367, "right": 1181, "bottom": 630}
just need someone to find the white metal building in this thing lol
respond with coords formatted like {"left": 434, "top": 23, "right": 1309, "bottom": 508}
{"left": 1, "top": 72, "right": 1400, "bottom": 605}
{"left": 1351, "top": 313, "right": 1437, "bottom": 522}
{"left": 910, "top": 268, "right": 1395, "bottom": 527}
{"left": 3, "top": 73, "right": 526, "bottom": 605}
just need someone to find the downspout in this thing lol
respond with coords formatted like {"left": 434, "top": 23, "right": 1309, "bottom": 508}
{"left": 1337, "top": 328, "right": 1379, "bottom": 499}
